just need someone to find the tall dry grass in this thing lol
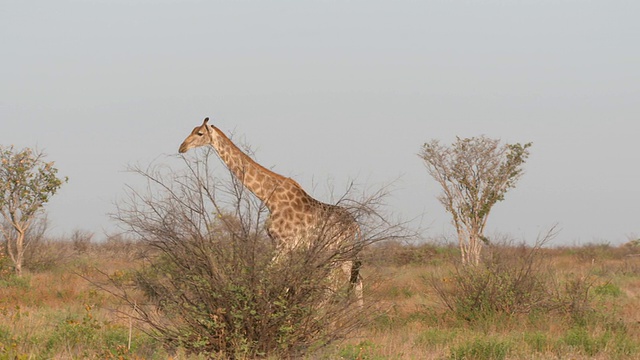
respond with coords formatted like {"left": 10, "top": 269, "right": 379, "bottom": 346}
{"left": 1, "top": 237, "right": 639, "bottom": 359}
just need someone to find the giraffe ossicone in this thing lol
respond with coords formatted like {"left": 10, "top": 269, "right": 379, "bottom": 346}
{"left": 179, "top": 117, "right": 363, "bottom": 307}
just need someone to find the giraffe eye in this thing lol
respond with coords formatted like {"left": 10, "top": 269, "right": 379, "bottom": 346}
{"left": 197, "top": 132, "right": 204, "bottom": 136}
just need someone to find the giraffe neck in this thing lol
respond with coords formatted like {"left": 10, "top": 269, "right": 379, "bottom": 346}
{"left": 208, "top": 126, "right": 305, "bottom": 211}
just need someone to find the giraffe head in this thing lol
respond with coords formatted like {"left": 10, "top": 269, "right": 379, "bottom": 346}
{"left": 179, "top": 117, "right": 213, "bottom": 153}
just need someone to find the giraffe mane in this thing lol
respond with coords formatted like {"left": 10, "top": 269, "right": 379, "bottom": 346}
{"left": 211, "top": 126, "right": 305, "bottom": 190}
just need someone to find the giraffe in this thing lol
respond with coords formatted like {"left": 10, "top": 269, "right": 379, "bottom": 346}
{"left": 178, "top": 117, "right": 363, "bottom": 306}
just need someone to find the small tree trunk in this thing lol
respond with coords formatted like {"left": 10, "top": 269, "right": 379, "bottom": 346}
{"left": 14, "top": 255, "right": 22, "bottom": 276}
{"left": 468, "top": 220, "right": 484, "bottom": 266}
{"left": 470, "top": 233, "right": 481, "bottom": 266}
{"left": 456, "top": 226, "right": 469, "bottom": 265}
{"left": 15, "top": 235, "right": 24, "bottom": 277}
{"left": 456, "top": 223, "right": 484, "bottom": 266}
{"left": 7, "top": 228, "right": 26, "bottom": 277}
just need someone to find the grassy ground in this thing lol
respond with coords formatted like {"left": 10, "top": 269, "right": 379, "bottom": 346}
{"left": 1, "top": 239, "right": 639, "bottom": 359}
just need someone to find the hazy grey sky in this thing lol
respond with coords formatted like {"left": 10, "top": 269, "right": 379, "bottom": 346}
{"left": 2, "top": 1, "right": 638, "bottom": 245}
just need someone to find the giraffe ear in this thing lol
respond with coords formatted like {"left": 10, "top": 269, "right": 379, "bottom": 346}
{"left": 203, "top": 117, "right": 210, "bottom": 125}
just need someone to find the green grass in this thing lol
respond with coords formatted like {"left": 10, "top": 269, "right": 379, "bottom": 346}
{"left": 338, "top": 340, "right": 386, "bottom": 360}
{"left": 448, "top": 337, "right": 512, "bottom": 360}
{"left": 0, "top": 274, "right": 31, "bottom": 289}
{"left": 594, "top": 282, "right": 623, "bottom": 297}
{"left": 414, "top": 328, "right": 459, "bottom": 348}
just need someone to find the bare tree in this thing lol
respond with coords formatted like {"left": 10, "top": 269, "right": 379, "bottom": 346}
{"left": 0, "top": 146, "right": 67, "bottom": 276}
{"left": 101, "top": 148, "right": 406, "bottom": 358}
{"left": 419, "top": 136, "right": 531, "bottom": 265}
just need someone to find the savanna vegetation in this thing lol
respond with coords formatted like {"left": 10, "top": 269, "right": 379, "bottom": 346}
{"left": 1, "top": 235, "right": 639, "bottom": 359}
{"left": 2, "top": 142, "right": 639, "bottom": 359}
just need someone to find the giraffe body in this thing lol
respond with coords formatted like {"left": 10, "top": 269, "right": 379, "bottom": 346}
{"left": 179, "top": 118, "right": 363, "bottom": 306}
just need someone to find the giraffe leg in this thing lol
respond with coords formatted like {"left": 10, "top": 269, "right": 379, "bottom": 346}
{"left": 354, "top": 276, "right": 364, "bottom": 308}
{"left": 340, "top": 260, "right": 363, "bottom": 308}
{"left": 349, "top": 259, "right": 364, "bottom": 308}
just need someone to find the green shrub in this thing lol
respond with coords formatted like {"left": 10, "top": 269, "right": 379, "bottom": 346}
{"left": 430, "top": 243, "right": 554, "bottom": 322}
{"left": 556, "top": 275, "right": 595, "bottom": 326}
{"left": 44, "top": 305, "right": 101, "bottom": 356}
{"left": 430, "top": 241, "right": 602, "bottom": 326}
{"left": 594, "top": 282, "right": 623, "bottom": 297}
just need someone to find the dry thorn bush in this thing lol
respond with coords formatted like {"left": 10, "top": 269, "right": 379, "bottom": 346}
{"left": 429, "top": 226, "right": 600, "bottom": 325}
{"left": 89, "top": 151, "right": 407, "bottom": 359}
